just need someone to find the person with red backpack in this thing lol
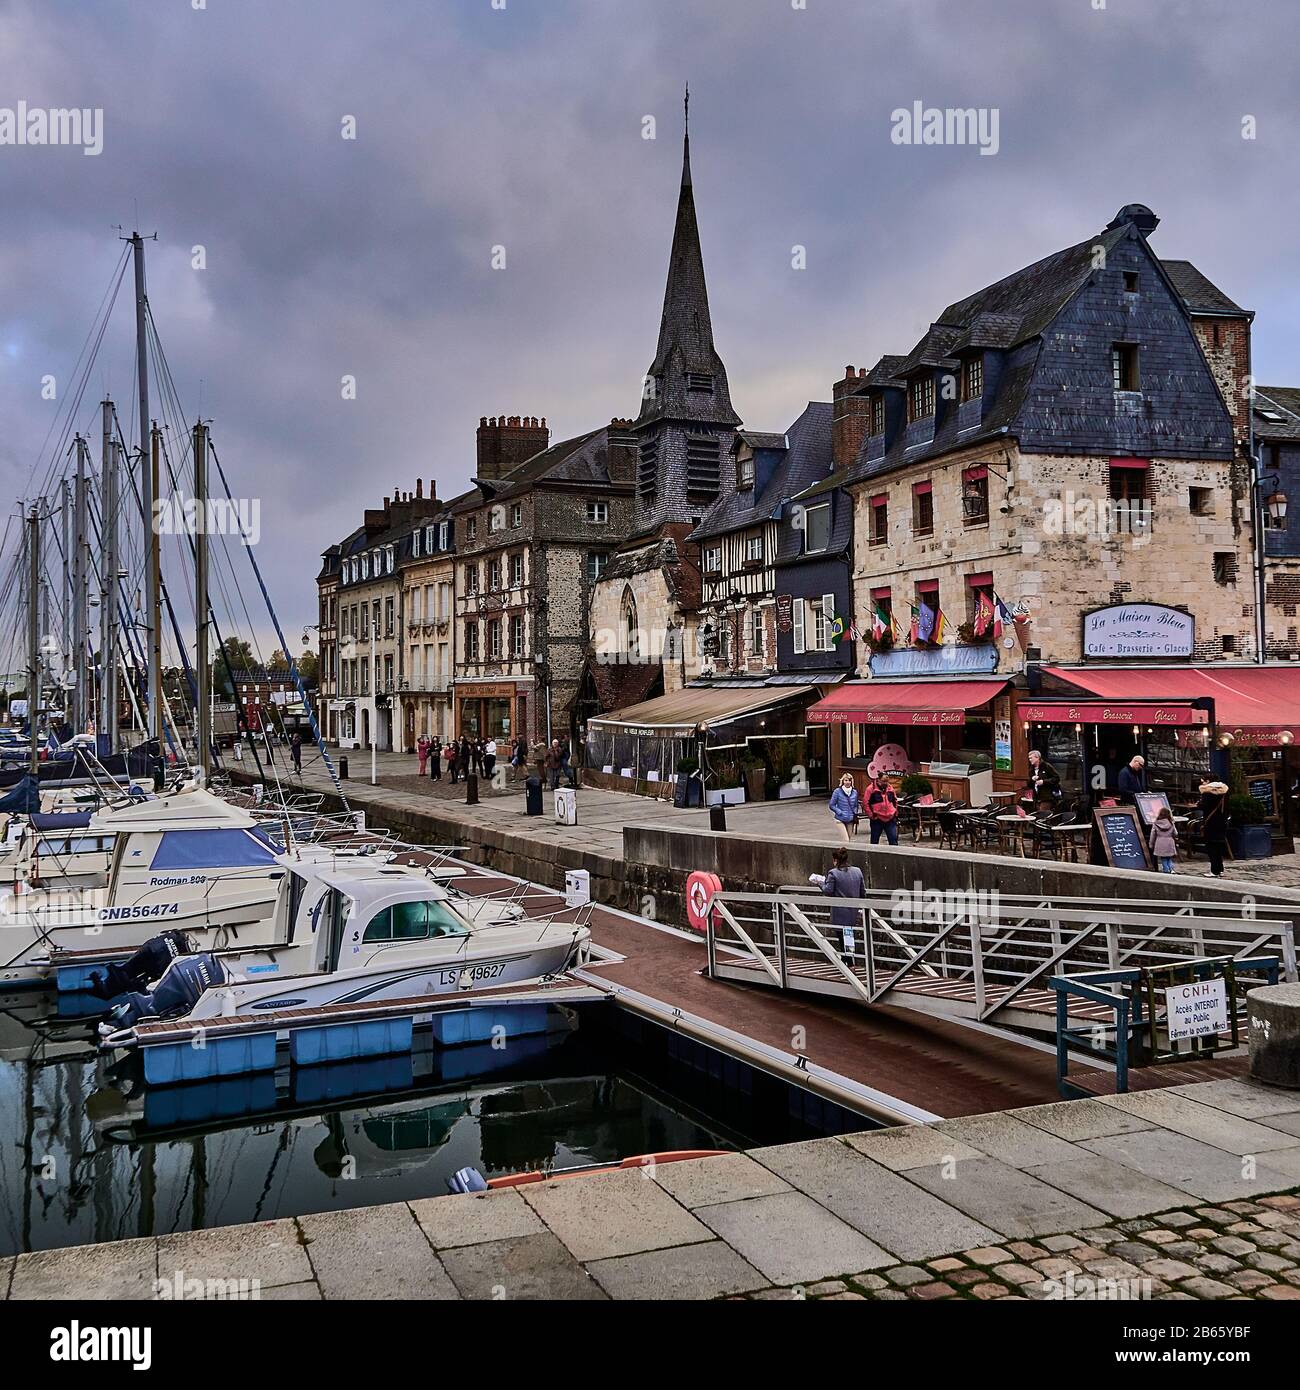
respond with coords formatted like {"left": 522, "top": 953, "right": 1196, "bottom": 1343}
{"left": 865, "top": 773, "right": 900, "bottom": 846}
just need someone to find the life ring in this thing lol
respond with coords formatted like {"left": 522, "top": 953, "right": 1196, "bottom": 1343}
{"left": 684, "top": 870, "right": 723, "bottom": 934}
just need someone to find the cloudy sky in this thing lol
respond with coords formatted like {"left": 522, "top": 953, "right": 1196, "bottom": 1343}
{"left": 1, "top": 0, "right": 1296, "bottom": 658}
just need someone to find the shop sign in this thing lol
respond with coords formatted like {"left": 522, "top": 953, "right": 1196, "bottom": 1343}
{"left": 807, "top": 707, "right": 967, "bottom": 726}
{"left": 1020, "top": 701, "right": 1207, "bottom": 726}
{"left": 457, "top": 682, "right": 518, "bottom": 699}
{"left": 776, "top": 594, "right": 794, "bottom": 634}
{"left": 1082, "top": 604, "right": 1194, "bottom": 658}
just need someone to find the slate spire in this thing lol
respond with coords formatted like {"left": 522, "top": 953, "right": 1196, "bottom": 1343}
{"left": 636, "top": 91, "right": 738, "bottom": 430}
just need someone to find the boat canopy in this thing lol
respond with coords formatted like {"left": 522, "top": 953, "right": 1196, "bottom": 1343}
{"left": 30, "top": 809, "right": 94, "bottom": 831}
{"left": 150, "top": 827, "right": 282, "bottom": 871}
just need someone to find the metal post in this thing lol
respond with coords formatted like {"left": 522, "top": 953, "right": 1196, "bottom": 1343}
{"left": 60, "top": 478, "right": 70, "bottom": 681}
{"left": 148, "top": 424, "right": 164, "bottom": 748}
{"left": 131, "top": 233, "right": 161, "bottom": 744}
{"left": 193, "top": 420, "right": 211, "bottom": 782}
{"left": 100, "top": 401, "right": 118, "bottom": 753}
{"left": 26, "top": 506, "right": 40, "bottom": 775}
{"left": 73, "top": 435, "right": 88, "bottom": 733}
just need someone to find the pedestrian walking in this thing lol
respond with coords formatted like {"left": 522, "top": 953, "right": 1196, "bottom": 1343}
{"left": 864, "top": 774, "right": 900, "bottom": 846}
{"left": 544, "top": 739, "right": 563, "bottom": 790}
{"left": 429, "top": 736, "right": 442, "bottom": 780}
{"left": 1118, "top": 756, "right": 1148, "bottom": 804}
{"left": 445, "top": 741, "right": 459, "bottom": 784}
{"left": 511, "top": 734, "right": 528, "bottom": 778}
{"left": 1197, "top": 779, "right": 1230, "bottom": 878}
{"left": 559, "top": 735, "right": 577, "bottom": 788}
{"left": 1149, "top": 805, "right": 1178, "bottom": 873}
{"left": 828, "top": 773, "right": 861, "bottom": 843}
{"left": 457, "top": 735, "right": 472, "bottom": 782}
{"left": 810, "top": 846, "right": 866, "bottom": 960}
{"left": 1024, "top": 749, "right": 1060, "bottom": 810}
{"left": 416, "top": 734, "right": 430, "bottom": 777}
{"left": 290, "top": 732, "right": 302, "bottom": 775}
{"left": 484, "top": 736, "right": 497, "bottom": 778}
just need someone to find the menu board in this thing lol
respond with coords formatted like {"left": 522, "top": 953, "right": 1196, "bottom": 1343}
{"left": 1092, "top": 806, "right": 1154, "bottom": 871}
{"left": 1247, "top": 773, "right": 1277, "bottom": 818}
{"left": 1134, "top": 792, "right": 1172, "bottom": 827}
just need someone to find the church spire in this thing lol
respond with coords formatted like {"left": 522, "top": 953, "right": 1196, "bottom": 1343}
{"left": 636, "top": 92, "right": 737, "bottom": 432}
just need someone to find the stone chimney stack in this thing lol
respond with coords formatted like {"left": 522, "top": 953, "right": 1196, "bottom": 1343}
{"left": 476, "top": 414, "right": 550, "bottom": 480}
{"left": 831, "top": 364, "right": 871, "bottom": 473}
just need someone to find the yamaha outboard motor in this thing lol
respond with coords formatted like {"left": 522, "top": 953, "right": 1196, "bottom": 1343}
{"left": 88, "top": 930, "right": 193, "bottom": 1001}
{"left": 103, "top": 952, "right": 224, "bottom": 1029}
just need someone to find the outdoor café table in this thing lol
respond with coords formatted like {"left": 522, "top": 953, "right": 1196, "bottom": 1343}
{"left": 996, "top": 813, "right": 1034, "bottom": 856}
{"left": 1050, "top": 822, "right": 1093, "bottom": 863}
{"left": 912, "top": 800, "right": 952, "bottom": 840}
{"left": 987, "top": 791, "right": 1017, "bottom": 804}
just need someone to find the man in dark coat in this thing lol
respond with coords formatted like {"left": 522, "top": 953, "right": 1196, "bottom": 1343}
{"left": 1118, "top": 756, "right": 1147, "bottom": 804}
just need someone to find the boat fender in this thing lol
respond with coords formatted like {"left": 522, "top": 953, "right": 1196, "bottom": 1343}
{"left": 447, "top": 1166, "right": 489, "bottom": 1195}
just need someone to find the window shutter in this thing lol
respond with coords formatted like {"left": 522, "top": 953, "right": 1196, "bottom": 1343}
{"left": 793, "top": 599, "right": 806, "bottom": 654}
{"left": 821, "top": 593, "right": 836, "bottom": 650}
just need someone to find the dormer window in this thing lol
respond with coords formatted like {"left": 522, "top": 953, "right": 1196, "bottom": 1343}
{"left": 412, "top": 530, "right": 421, "bottom": 558}
{"left": 871, "top": 395, "right": 884, "bottom": 436}
{"left": 1123, "top": 271, "right": 1140, "bottom": 293}
{"left": 438, "top": 520, "right": 449, "bottom": 550}
{"left": 737, "top": 452, "right": 755, "bottom": 489}
{"left": 467, "top": 516, "right": 478, "bottom": 539}
{"left": 908, "top": 376, "right": 935, "bottom": 422}
{"left": 686, "top": 372, "right": 714, "bottom": 393}
{"left": 961, "top": 356, "right": 983, "bottom": 403}
{"left": 1112, "top": 343, "right": 1141, "bottom": 392}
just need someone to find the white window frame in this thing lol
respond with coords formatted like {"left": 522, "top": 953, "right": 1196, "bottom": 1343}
{"left": 803, "top": 502, "right": 831, "bottom": 554}
{"left": 412, "top": 530, "right": 421, "bottom": 558}
{"left": 587, "top": 500, "right": 609, "bottom": 524}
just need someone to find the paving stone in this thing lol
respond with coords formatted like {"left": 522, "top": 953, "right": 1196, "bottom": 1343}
{"left": 1223, "top": 1201, "right": 1265, "bottom": 1215}
{"left": 884, "top": 1264, "right": 931, "bottom": 1287}
{"left": 586, "top": 1239, "right": 765, "bottom": 1301}
{"left": 1116, "top": 1218, "right": 1157, "bottom": 1234}
{"left": 997, "top": 1262, "right": 1041, "bottom": 1286}
{"left": 10, "top": 1236, "right": 158, "bottom": 1301}
{"left": 1141, "top": 1258, "right": 1198, "bottom": 1281}
{"left": 911, "top": 1280, "right": 956, "bottom": 1299}
{"left": 298, "top": 1203, "right": 458, "bottom": 1300}
{"left": 258, "top": 1281, "right": 321, "bottom": 1300}
{"left": 872, "top": 1288, "right": 908, "bottom": 1299}
{"left": 1195, "top": 1207, "right": 1234, "bottom": 1223}
{"left": 928, "top": 1257, "right": 966, "bottom": 1273}
{"left": 1032, "top": 1257, "right": 1080, "bottom": 1279}
{"left": 440, "top": 1232, "right": 606, "bottom": 1301}
{"left": 1161, "top": 1212, "right": 1200, "bottom": 1229}
{"left": 1246, "top": 1146, "right": 1300, "bottom": 1185}
{"left": 1249, "top": 1230, "right": 1293, "bottom": 1249}
{"left": 1169, "top": 1079, "right": 1300, "bottom": 1121}
{"left": 1213, "top": 1235, "right": 1258, "bottom": 1257}
{"left": 821, "top": 1290, "right": 867, "bottom": 1299}
{"left": 1157, "top": 1241, "right": 1200, "bottom": 1259}
{"left": 694, "top": 1192, "right": 892, "bottom": 1286}
{"left": 1258, "top": 1283, "right": 1300, "bottom": 1299}
{"left": 1109, "top": 1241, "right": 1160, "bottom": 1263}
{"left": 1084, "top": 1258, "right": 1143, "bottom": 1280}
{"left": 842, "top": 1124, "right": 982, "bottom": 1172}
{"left": 965, "top": 1245, "right": 1014, "bottom": 1265}
{"left": 970, "top": 1281, "right": 1008, "bottom": 1299}
{"left": 1179, "top": 1276, "right": 1238, "bottom": 1298}
{"left": 1155, "top": 1291, "right": 1197, "bottom": 1300}
{"left": 1014, "top": 1098, "right": 1156, "bottom": 1142}
{"left": 933, "top": 1113, "right": 1087, "bottom": 1167}
{"left": 1080, "top": 1131, "right": 1298, "bottom": 1203}
{"left": 908, "top": 1156, "right": 1107, "bottom": 1241}
{"left": 849, "top": 1273, "right": 890, "bottom": 1291}
{"left": 948, "top": 1267, "right": 988, "bottom": 1287}
{"left": 410, "top": 1190, "right": 545, "bottom": 1250}
{"left": 1256, "top": 1113, "right": 1300, "bottom": 1139}
{"left": 1225, "top": 1220, "right": 1265, "bottom": 1235}
{"left": 805, "top": 1279, "right": 848, "bottom": 1296}
{"left": 1228, "top": 1269, "right": 1277, "bottom": 1292}
{"left": 1244, "top": 1250, "right": 1295, "bottom": 1274}
{"left": 1283, "top": 1269, "right": 1300, "bottom": 1288}
{"left": 1259, "top": 1194, "right": 1300, "bottom": 1210}
{"left": 750, "top": 1288, "right": 802, "bottom": 1300}
{"left": 1145, "top": 1229, "right": 1182, "bottom": 1245}
{"left": 1195, "top": 1254, "right": 1242, "bottom": 1276}
{"left": 519, "top": 1168, "right": 711, "bottom": 1262}
{"left": 1039, "top": 1234, "right": 1085, "bottom": 1252}
{"left": 1026, "top": 1155, "right": 1197, "bottom": 1222}
{"left": 1007, "top": 1240, "right": 1046, "bottom": 1259}
{"left": 752, "top": 1138, "right": 1000, "bottom": 1261}
{"left": 649, "top": 1152, "right": 791, "bottom": 1209}
{"left": 157, "top": 1219, "right": 312, "bottom": 1292}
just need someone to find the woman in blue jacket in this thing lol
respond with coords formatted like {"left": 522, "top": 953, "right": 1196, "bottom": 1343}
{"left": 829, "top": 773, "right": 861, "bottom": 842}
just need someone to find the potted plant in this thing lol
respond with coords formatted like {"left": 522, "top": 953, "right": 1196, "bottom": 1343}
{"left": 899, "top": 773, "right": 934, "bottom": 799}
{"left": 673, "top": 756, "right": 702, "bottom": 808}
{"left": 741, "top": 751, "right": 767, "bottom": 803}
{"left": 1227, "top": 793, "right": 1272, "bottom": 859}
{"left": 956, "top": 619, "right": 992, "bottom": 645}
{"left": 865, "top": 629, "right": 894, "bottom": 655}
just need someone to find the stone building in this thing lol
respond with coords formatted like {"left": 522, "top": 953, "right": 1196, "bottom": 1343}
{"left": 399, "top": 507, "right": 458, "bottom": 747}
{"left": 450, "top": 415, "right": 635, "bottom": 747}
{"left": 314, "top": 550, "right": 339, "bottom": 742}
{"left": 587, "top": 102, "right": 740, "bottom": 705}
{"left": 811, "top": 204, "right": 1284, "bottom": 807}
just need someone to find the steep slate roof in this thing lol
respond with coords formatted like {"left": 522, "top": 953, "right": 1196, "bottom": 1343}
{"left": 689, "top": 401, "right": 832, "bottom": 542}
{"left": 1161, "top": 259, "right": 1250, "bottom": 317}
{"left": 448, "top": 427, "right": 627, "bottom": 512}
{"left": 1255, "top": 387, "right": 1300, "bottom": 442}
{"left": 635, "top": 96, "right": 739, "bottom": 432}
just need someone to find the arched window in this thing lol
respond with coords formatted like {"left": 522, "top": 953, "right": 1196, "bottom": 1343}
{"left": 622, "top": 588, "right": 640, "bottom": 659}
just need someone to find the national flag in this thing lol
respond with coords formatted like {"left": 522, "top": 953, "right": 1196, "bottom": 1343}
{"left": 931, "top": 606, "right": 948, "bottom": 644}
{"left": 890, "top": 608, "right": 905, "bottom": 645}
{"left": 915, "top": 599, "right": 936, "bottom": 644}
{"left": 871, "top": 601, "right": 889, "bottom": 641}
{"left": 45, "top": 730, "right": 60, "bottom": 755}
{"left": 993, "top": 595, "right": 1014, "bottom": 639}
{"left": 973, "top": 591, "right": 995, "bottom": 637}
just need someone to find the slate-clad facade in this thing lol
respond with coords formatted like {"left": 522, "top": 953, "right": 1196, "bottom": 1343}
{"left": 1255, "top": 386, "right": 1300, "bottom": 657}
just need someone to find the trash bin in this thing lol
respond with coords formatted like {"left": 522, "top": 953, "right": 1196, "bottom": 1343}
{"left": 709, "top": 804, "right": 727, "bottom": 832}
{"left": 525, "top": 776, "right": 543, "bottom": 816}
{"left": 465, "top": 774, "right": 479, "bottom": 806}
{"left": 339, "top": 755, "right": 349, "bottom": 780}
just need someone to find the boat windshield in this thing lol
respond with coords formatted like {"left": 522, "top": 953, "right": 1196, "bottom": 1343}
{"left": 362, "top": 899, "right": 470, "bottom": 943}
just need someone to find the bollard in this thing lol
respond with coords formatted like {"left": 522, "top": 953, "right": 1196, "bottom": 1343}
{"left": 709, "top": 804, "right": 727, "bottom": 832}
{"left": 1249, "top": 981, "right": 1300, "bottom": 1089}
{"left": 339, "top": 755, "right": 349, "bottom": 780}
{"left": 465, "top": 773, "right": 478, "bottom": 806}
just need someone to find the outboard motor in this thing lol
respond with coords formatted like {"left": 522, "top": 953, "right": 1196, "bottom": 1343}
{"left": 102, "top": 952, "right": 224, "bottom": 1029}
{"left": 88, "top": 930, "right": 194, "bottom": 1000}
{"left": 447, "top": 1166, "right": 490, "bottom": 1195}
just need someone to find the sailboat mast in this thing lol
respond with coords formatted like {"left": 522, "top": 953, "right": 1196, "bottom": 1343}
{"left": 131, "top": 231, "right": 161, "bottom": 745}
{"left": 193, "top": 419, "right": 211, "bottom": 782}
{"left": 73, "top": 434, "right": 89, "bottom": 733}
{"left": 26, "top": 505, "right": 40, "bottom": 775}
{"left": 100, "top": 399, "right": 118, "bottom": 752}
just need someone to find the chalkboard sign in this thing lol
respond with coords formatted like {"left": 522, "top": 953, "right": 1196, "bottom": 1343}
{"left": 1092, "top": 805, "right": 1154, "bottom": 871}
{"left": 1247, "top": 773, "right": 1277, "bottom": 819}
{"left": 1134, "top": 792, "right": 1172, "bottom": 827}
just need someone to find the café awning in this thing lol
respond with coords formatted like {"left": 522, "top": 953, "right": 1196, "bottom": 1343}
{"left": 589, "top": 685, "right": 805, "bottom": 740}
{"left": 1019, "top": 699, "right": 1208, "bottom": 727}
{"left": 1042, "top": 665, "right": 1299, "bottom": 739}
{"left": 806, "top": 678, "right": 1009, "bottom": 726}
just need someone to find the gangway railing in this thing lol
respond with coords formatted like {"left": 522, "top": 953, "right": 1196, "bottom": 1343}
{"left": 706, "top": 887, "right": 1297, "bottom": 1036}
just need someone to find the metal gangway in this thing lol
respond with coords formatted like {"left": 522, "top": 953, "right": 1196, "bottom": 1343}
{"left": 705, "top": 887, "right": 1298, "bottom": 1038}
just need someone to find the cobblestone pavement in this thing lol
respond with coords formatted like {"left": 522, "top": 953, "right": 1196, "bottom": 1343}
{"left": 745, "top": 1193, "right": 1300, "bottom": 1300}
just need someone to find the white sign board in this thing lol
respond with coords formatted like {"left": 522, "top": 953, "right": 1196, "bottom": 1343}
{"left": 554, "top": 787, "right": 577, "bottom": 826}
{"left": 564, "top": 869, "right": 590, "bottom": 907}
{"left": 1165, "top": 978, "right": 1228, "bottom": 1042}
{"left": 1083, "top": 604, "right": 1194, "bottom": 658}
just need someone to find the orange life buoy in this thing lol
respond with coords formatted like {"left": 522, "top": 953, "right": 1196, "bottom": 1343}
{"left": 684, "top": 870, "right": 723, "bottom": 934}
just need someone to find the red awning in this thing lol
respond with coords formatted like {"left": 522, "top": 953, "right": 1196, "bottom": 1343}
{"left": 807, "top": 679, "right": 1008, "bottom": 727}
{"left": 1042, "top": 666, "right": 1300, "bottom": 740}
{"left": 1020, "top": 700, "right": 1208, "bottom": 727}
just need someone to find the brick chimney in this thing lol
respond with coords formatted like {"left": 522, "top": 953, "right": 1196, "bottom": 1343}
{"left": 832, "top": 365, "right": 871, "bottom": 473}
{"left": 477, "top": 414, "right": 550, "bottom": 480}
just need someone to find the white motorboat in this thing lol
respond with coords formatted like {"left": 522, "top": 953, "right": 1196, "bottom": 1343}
{"left": 99, "top": 850, "right": 591, "bottom": 1036}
